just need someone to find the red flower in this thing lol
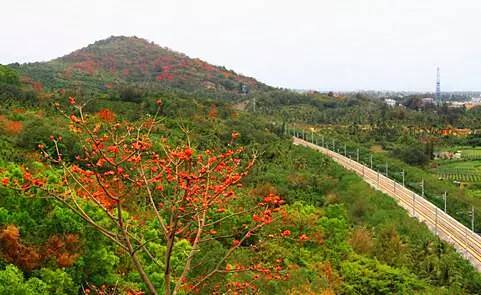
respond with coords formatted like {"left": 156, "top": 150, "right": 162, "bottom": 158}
{"left": 299, "top": 234, "right": 309, "bottom": 241}
{"left": 23, "top": 172, "right": 32, "bottom": 181}
{"left": 70, "top": 114, "right": 81, "bottom": 123}
{"left": 107, "top": 146, "right": 119, "bottom": 153}
{"left": 1, "top": 178, "right": 9, "bottom": 186}
{"left": 281, "top": 230, "right": 291, "bottom": 237}
{"left": 184, "top": 147, "right": 193, "bottom": 158}
{"left": 69, "top": 97, "right": 76, "bottom": 105}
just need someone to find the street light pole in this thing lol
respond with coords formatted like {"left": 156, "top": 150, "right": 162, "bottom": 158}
{"left": 401, "top": 170, "right": 405, "bottom": 187}
{"left": 356, "top": 148, "right": 360, "bottom": 162}
{"left": 344, "top": 144, "right": 347, "bottom": 156}
{"left": 421, "top": 179, "right": 424, "bottom": 198}
{"left": 472, "top": 206, "right": 475, "bottom": 232}
{"left": 385, "top": 162, "right": 388, "bottom": 177}
{"left": 444, "top": 192, "right": 447, "bottom": 213}
{"left": 370, "top": 154, "right": 373, "bottom": 169}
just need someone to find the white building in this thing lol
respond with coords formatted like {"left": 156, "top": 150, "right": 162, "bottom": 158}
{"left": 422, "top": 97, "right": 435, "bottom": 105}
{"left": 472, "top": 97, "right": 481, "bottom": 103}
{"left": 384, "top": 98, "right": 396, "bottom": 107}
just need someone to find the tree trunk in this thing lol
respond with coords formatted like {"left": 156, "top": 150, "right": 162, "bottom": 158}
{"left": 164, "top": 227, "right": 177, "bottom": 295}
{"left": 130, "top": 251, "right": 159, "bottom": 295}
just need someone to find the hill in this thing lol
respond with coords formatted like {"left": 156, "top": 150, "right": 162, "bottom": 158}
{"left": 11, "top": 36, "right": 269, "bottom": 98}
{"left": 1, "top": 38, "right": 481, "bottom": 294}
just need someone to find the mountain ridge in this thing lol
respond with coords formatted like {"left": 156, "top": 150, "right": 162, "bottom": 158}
{"left": 13, "top": 35, "right": 270, "bottom": 97}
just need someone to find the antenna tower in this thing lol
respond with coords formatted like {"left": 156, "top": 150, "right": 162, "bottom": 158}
{"left": 436, "top": 67, "right": 441, "bottom": 102}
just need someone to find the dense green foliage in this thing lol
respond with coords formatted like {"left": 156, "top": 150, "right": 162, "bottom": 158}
{"left": 1, "top": 39, "right": 481, "bottom": 293}
{"left": 0, "top": 65, "right": 19, "bottom": 85}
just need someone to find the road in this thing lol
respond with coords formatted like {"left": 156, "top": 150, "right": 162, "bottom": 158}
{"left": 293, "top": 136, "right": 481, "bottom": 272}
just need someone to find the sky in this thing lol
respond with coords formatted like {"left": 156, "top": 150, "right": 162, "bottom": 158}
{"left": 1, "top": 0, "right": 481, "bottom": 92}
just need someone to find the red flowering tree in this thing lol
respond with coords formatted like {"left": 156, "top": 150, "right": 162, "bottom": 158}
{"left": 8, "top": 98, "right": 286, "bottom": 294}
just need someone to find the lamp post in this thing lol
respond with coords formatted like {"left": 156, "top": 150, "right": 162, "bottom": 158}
{"left": 444, "top": 192, "right": 447, "bottom": 213}
{"left": 471, "top": 206, "right": 475, "bottom": 232}
{"left": 421, "top": 179, "right": 425, "bottom": 198}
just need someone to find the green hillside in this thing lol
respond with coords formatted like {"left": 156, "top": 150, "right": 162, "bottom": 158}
{"left": 0, "top": 39, "right": 480, "bottom": 294}
{"left": 11, "top": 36, "right": 269, "bottom": 99}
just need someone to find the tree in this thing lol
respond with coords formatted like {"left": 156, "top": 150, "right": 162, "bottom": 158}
{"left": 0, "top": 65, "right": 19, "bottom": 85}
{"left": 7, "top": 98, "right": 286, "bottom": 294}
{"left": 393, "top": 144, "right": 430, "bottom": 166}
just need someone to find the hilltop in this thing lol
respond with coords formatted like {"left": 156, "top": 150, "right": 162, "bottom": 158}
{"left": 12, "top": 36, "right": 269, "bottom": 98}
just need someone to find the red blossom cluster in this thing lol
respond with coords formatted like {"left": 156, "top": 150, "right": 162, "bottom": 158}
{"left": 204, "top": 261, "right": 288, "bottom": 294}
{"left": 5, "top": 98, "right": 289, "bottom": 294}
{"left": 156, "top": 65, "right": 174, "bottom": 81}
{"left": 72, "top": 60, "right": 97, "bottom": 75}
{"left": 97, "top": 108, "right": 116, "bottom": 122}
{"left": 0, "top": 115, "right": 23, "bottom": 135}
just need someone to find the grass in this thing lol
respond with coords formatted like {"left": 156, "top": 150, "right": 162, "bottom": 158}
{"left": 434, "top": 158, "right": 481, "bottom": 183}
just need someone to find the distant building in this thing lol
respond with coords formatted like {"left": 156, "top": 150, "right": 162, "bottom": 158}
{"left": 465, "top": 97, "right": 481, "bottom": 109}
{"left": 434, "top": 151, "right": 455, "bottom": 160}
{"left": 438, "top": 128, "right": 472, "bottom": 137}
{"left": 447, "top": 98, "right": 481, "bottom": 110}
{"left": 422, "top": 97, "right": 435, "bottom": 105}
{"left": 448, "top": 101, "right": 465, "bottom": 108}
{"left": 384, "top": 98, "right": 396, "bottom": 107}
{"left": 465, "top": 102, "right": 481, "bottom": 110}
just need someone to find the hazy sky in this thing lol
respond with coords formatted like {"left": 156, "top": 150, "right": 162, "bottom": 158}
{"left": 1, "top": 0, "right": 480, "bottom": 91}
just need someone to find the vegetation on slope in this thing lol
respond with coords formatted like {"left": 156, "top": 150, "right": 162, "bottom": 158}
{"left": 12, "top": 36, "right": 269, "bottom": 99}
{"left": 0, "top": 37, "right": 480, "bottom": 293}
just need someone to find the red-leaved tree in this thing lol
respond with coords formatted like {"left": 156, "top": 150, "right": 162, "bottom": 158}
{"left": 7, "top": 98, "right": 287, "bottom": 294}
